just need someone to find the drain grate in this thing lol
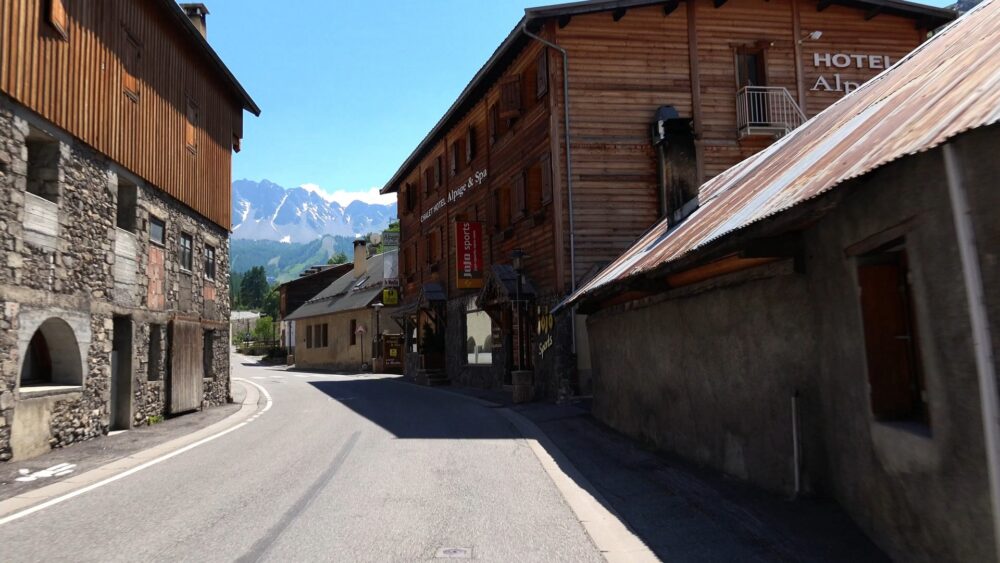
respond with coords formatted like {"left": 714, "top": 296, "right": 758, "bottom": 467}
{"left": 435, "top": 547, "right": 472, "bottom": 559}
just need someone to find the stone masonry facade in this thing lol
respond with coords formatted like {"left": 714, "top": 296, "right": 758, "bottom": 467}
{"left": 0, "top": 96, "right": 231, "bottom": 461}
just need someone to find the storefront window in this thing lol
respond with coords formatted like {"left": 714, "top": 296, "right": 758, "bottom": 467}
{"left": 465, "top": 300, "right": 493, "bottom": 365}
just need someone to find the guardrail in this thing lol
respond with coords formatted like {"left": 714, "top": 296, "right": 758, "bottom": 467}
{"left": 736, "top": 86, "right": 806, "bottom": 137}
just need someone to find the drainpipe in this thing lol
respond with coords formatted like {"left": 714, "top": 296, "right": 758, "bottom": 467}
{"left": 943, "top": 142, "right": 1000, "bottom": 559}
{"left": 522, "top": 20, "right": 578, "bottom": 356}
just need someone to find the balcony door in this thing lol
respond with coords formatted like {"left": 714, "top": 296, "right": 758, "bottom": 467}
{"left": 736, "top": 47, "right": 768, "bottom": 125}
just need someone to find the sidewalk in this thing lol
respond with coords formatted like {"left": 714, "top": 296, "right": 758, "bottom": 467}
{"left": 0, "top": 384, "right": 245, "bottom": 503}
{"left": 444, "top": 385, "right": 888, "bottom": 562}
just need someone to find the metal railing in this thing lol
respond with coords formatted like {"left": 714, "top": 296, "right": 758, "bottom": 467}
{"left": 736, "top": 86, "right": 807, "bottom": 138}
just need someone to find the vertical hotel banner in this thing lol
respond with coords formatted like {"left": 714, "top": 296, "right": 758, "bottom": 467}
{"left": 455, "top": 221, "right": 484, "bottom": 289}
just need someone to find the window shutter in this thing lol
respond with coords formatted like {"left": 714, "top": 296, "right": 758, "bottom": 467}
{"left": 424, "top": 168, "right": 433, "bottom": 194}
{"left": 536, "top": 51, "right": 549, "bottom": 98}
{"left": 499, "top": 75, "right": 522, "bottom": 119}
{"left": 49, "top": 0, "right": 68, "bottom": 38}
{"left": 511, "top": 172, "right": 526, "bottom": 221}
{"left": 434, "top": 156, "right": 442, "bottom": 186}
{"left": 466, "top": 126, "right": 476, "bottom": 163}
{"left": 306, "top": 325, "right": 313, "bottom": 349}
{"left": 488, "top": 105, "right": 499, "bottom": 145}
{"left": 541, "top": 153, "right": 553, "bottom": 203}
{"left": 185, "top": 100, "right": 198, "bottom": 151}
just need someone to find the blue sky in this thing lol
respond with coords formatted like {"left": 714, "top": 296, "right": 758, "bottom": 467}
{"left": 204, "top": 0, "right": 953, "bottom": 205}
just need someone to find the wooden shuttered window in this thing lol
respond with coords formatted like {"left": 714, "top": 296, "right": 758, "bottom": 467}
{"left": 123, "top": 33, "right": 140, "bottom": 100}
{"left": 488, "top": 104, "right": 499, "bottom": 145}
{"left": 434, "top": 156, "right": 442, "bottom": 186}
{"left": 185, "top": 100, "right": 198, "bottom": 152}
{"left": 494, "top": 187, "right": 511, "bottom": 232}
{"left": 404, "top": 182, "right": 416, "bottom": 212}
{"left": 499, "top": 75, "right": 522, "bottom": 119}
{"left": 540, "top": 152, "right": 553, "bottom": 203}
{"left": 511, "top": 172, "right": 526, "bottom": 221}
{"left": 424, "top": 168, "right": 433, "bottom": 195}
{"left": 536, "top": 51, "right": 549, "bottom": 98}
{"left": 49, "top": 0, "right": 68, "bottom": 39}
{"left": 856, "top": 244, "right": 928, "bottom": 425}
{"left": 466, "top": 126, "right": 476, "bottom": 163}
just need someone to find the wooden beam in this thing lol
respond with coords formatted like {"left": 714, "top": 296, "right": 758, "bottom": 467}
{"left": 865, "top": 6, "right": 882, "bottom": 20}
{"left": 713, "top": 0, "right": 728, "bottom": 7}
{"left": 816, "top": 0, "right": 833, "bottom": 11}
{"left": 665, "top": 256, "right": 776, "bottom": 288}
{"left": 612, "top": 8, "right": 627, "bottom": 21}
{"left": 558, "top": 14, "right": 572, "bottom": 28}
{"left": 664, "top": 0, "right": 680, "bottom": 15}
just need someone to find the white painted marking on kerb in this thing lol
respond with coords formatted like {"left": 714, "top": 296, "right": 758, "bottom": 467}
{"left": 0, "top": 379, "right": 273, "bottom": 527}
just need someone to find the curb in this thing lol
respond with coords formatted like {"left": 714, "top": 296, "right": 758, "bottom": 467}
{"left": 0, "top": 378, "right": 267, "bottom": 524}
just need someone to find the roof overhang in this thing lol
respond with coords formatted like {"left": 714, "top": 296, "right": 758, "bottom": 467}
{"left": 156, "top": 0, "right": 261, "bottom": 117}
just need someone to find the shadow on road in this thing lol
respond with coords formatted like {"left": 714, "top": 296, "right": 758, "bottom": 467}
{"left": 307, "top": 377, "right": 888, "bottom": 563}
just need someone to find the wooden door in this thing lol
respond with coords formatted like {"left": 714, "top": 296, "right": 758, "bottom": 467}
{"left": 168, "top": 319, "right": 204, "bottom": 414}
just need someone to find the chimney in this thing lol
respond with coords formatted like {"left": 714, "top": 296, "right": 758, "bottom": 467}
{"left": 353, "top": 239, "right": 368, "bottom": 278}
{"left": 180, "top": 3, "right": 210, "bottom": 39}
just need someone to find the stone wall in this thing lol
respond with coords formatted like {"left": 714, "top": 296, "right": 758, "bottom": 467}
{"left": 0, "top": 95, "right": 232, "bottom": 461}
{"left": 585, "top": 127, "right": 1000, "bottom": 562}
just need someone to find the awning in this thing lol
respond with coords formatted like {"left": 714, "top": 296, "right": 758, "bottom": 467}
{"left": 477, "top": 265, "right": 536, "bottom": 309}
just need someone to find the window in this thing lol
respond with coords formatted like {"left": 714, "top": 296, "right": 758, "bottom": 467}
{"left": 425, "top": 228, "right": 441, "bottom": 264}
{"left": 350, "top": 319, "right": 357, "bottom": 346}
{"left": 434, "top": 155, "right": 443, "bottom": 187}
{"left": 466, "top": 126, "right": 477, "bottom": 163}
{"left": 149, "top": 216, "right": 165, "bottom": 245}
{"left": 465, "top": 301, "right": 493, "bottom": 365}
{"left": 405, "top": 182, "right": 416, "bottom": 212}
{"left": 179, "top": 233, "right": 193, "bottom": 271}
{"left": 856, "top": 241, "right": 929, "bottom": 426}
{"left": 499, "top": 75, "right": 522, "bottom": 119}
{"left": 511, "top": 172, "right": 526, "bottom": 221}
{"left": 540, "top": 152, "right": 553, "bottom": 204}
{"left": 49, "top": 0, "right": 68, "bottom": 39}
{"left": 148, "top": 324, "right": 162, "bottom": 381}
{"left": 488, "top": 103, "right": 511, "bottom": 145}
{"left": 306, "top": 325, "right": 313, "bottom": 349}
{"left": 424, "top": 167, "right": 434, "bottom": 195}
{"left": 204, "top": 245, "right": 216, "bottom": 280}
{"left": 494, "top": 186, "right": 511, "bottom": 232}
{"left": 123, "top": 32, "right": 141, "bottom": 101}
{"left": 449, "top": 141, "right": 461, "bottom": 177}
{"left": 203, "top": 330, "right": 215, "bottom": 378}
{"left": 116, "top": 177, "right": 137, "bottom": 232}
{"left": 26, "top": 131, "right": 60, "bottom": 203}
{"left": 735, "top": 46, "right": 767, "bottom": 88}
{"left": 536, "top": 51, "right": 549, "bottom": 98}
{"left": 322, "top": 324, "right": 329, "bottom": 348}
{"left": 185, "top": 99, "right": 198, "bottom": 153}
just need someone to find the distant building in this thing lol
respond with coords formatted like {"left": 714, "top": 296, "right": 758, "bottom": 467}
{"left": 285, "top": 242, "right": 403, "bottom": 372}
{"left": 561, "top": 2, "right": 1000, "bottom": 560}
{"left": 276, "top": 263, "right": 353, "bottom": 358}
{"left": 381, "top": 0, "right": 953, "bottom": 401}
{"left": 0, "top": 2, "right": 258, "bottom": 460}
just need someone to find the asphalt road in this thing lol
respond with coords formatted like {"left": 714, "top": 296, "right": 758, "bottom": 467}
{"left": 0, "top": 356, "right": 605, "bottom": 562}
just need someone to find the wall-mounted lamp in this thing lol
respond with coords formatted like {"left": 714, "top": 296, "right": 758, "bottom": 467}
{"left": 799, "top": 30, "right": 823, "bottom": 44}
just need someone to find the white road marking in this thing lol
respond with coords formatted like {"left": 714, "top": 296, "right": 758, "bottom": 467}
{"left": 14, "top": 463, "right": 77, "bottom": 482}
{"left": 0, "top": 379, "right": 273, "bottom": 527}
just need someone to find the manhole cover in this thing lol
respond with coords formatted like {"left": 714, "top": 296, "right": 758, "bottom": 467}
{"left": 435, "top": 547, "right": 472, "bottom": 559}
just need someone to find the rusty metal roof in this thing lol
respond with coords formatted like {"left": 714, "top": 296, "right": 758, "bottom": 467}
{"left": 559, "top": 0, "right": 1000, "bottom": 312}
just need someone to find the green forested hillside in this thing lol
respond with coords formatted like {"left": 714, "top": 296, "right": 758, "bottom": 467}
{"left": 230, "top": 235, "right": 356, "bottom": 282}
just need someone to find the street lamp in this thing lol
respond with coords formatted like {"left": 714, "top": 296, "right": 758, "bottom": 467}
{"left": 371, "top": 302, "right": 384, "bottom": 371}
{"left": 511, "top": 249, "right": 528, "bottom": 371}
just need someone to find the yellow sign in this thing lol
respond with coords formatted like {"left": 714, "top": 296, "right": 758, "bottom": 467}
{"left": 382, "top": 288, "right": 399, "bottom": 306}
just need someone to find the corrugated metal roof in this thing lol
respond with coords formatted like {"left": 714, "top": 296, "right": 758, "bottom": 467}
{"left": 285, "top": 251, "right": 396, "bottom": 321}
{"left": 559, "top": 0, "right": 1000, "bottom": 312}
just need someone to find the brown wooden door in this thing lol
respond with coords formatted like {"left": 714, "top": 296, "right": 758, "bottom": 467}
{"left": 168, "top": 319, "right": 204, "bottom": 414}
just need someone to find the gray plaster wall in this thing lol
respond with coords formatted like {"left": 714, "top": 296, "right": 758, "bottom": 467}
{"left": 586, "top": 124, "right": 1000, "bottom": 562}
{"left": 0, "top": 95, "right": 232, "bottom": 461}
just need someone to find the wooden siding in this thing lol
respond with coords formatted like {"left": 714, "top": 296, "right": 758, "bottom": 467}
{"left": 0, "top": 0, "right": 243, "bottom": 229}
{"left": 396, "top": 41, "right": 560, "bottom": 303}
{"left": 551, "top": 0, "right": 928, "bottom": 288}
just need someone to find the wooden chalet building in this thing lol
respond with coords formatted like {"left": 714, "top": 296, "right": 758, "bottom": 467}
{"left": 0, "top": 2, "right": 258, "bottom": 460}
{"left": 382, "top": 0, "right": 953, "bottom": 399}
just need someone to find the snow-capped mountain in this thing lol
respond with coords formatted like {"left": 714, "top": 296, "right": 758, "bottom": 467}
{"left": 231, "top": 179, "right": 397, "bottom": 243}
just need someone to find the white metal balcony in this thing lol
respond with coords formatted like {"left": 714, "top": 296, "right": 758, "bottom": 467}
{"left": 736, "top": 86, "right": 806, "bottom": 138}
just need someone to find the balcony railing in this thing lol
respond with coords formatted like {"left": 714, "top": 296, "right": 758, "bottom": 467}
{"left": 736, "top": 86, "right": 806, "bottom": 138}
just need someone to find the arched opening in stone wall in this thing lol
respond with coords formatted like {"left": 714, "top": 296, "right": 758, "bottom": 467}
{"left": 20, "top": 318, "right": 83, "bottom": 388}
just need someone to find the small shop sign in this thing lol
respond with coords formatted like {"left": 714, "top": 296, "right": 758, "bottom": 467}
{"left": 382, "top": 287, "right": 399, "bottom": 305}
{"left": 455, "top": 221, "right": 484, "bottom": 289}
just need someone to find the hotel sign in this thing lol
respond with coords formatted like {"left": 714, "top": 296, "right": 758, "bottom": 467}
{"left": 455, "top": 221, "right": 484, "bottom": 289}
{"left": 420, "top": 169, "right": 489, "bottom": 223}
{"left": 810, "top": 52, "right": 894, "bottom": 95}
